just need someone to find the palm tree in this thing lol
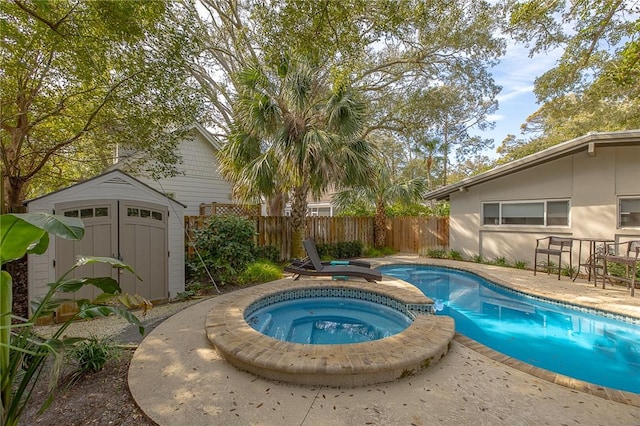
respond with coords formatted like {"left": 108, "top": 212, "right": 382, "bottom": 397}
{"left": 333, "top": 158, "right": 428, "bottom": 248}
{"left": 412, "top": 134, "right": 443, "bottom": 209}
{"left": 218, "top": 58, "right": 374, "bottom": 257}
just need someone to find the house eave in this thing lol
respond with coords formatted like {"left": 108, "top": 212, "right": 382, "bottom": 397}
{"left": 424, "top": 130, "right": 640, "bottom": 201}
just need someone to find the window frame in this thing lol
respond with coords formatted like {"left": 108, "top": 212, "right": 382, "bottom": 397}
{"left": 618, "top": 196, "right": 640, "bottom": 228}
{"left": 481, "top": 199, "right": 571, "bottom": 227}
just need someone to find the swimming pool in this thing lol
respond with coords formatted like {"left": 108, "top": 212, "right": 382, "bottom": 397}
{"left": 379, "top": 264, "right": 640, "bottom": 394}
{"left": 246, "top": 297, "right": 412, "bottom": 344}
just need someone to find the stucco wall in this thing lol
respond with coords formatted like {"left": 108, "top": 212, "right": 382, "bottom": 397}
{"left": 449, "top": 145, "right": 640, "bottom": 268}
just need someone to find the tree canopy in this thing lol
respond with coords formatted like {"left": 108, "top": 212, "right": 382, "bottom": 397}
{"left": 498, "top": 0, "right": 639, "bottom": 161}
{"left": 4, "top": 0, "right": 637, "bottom": 212}
{"left": 179, "top": 0, "right": 505, "bottom": 190}
{"left": 1, "top": 0, "right": 203, "bottom": 209}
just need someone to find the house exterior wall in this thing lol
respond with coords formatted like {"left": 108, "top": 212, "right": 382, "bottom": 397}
{"left": 117, "top": 131, "right": 234, "bottom": 216}
{"left": 449, "top": 145, "right": 640, "bottom": 267}
{"left": 26, "top": 172, "right": 186, "bottom": 303}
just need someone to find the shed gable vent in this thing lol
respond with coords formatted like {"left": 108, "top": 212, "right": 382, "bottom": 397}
{"left": 103, "top": 176, "right": 133, "bottom": 186}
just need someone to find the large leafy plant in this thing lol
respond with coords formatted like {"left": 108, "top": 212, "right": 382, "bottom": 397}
{"left": 188, "top": 215, "right": 257, "bottom": 285}
{"left": 1, "top": 213, "right": 149, "bottom": 426}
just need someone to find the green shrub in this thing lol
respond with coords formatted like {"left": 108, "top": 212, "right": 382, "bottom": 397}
{"left": 188, "top": 215, "right": 257, "bottom": 285}
{"left": 514, "top": 259, "right": 528, "bottom": 269}
{"left": 448, "top": 250, "right": 463, "bottom": 261}
{"left": 254, "top": 245, "right": 281, "bottom": 263}
{"left": 69, "top": 336, "right": 120, "bottom": 374}
{"left": 472, "top": 254, "right": 485, "bottom": 263}
{"left": 426, "top": 248, "right": 447, "bottom": 259}
{"left": 363, "top": 246, "right": 396, "bottom": 257}
{"left": 238, "top": 260, "right": 283, "bottom": 285}
{"left": 493, "top": 256, "right": 509, "bottom": 267}
{"left": 175, "top": 289, "right": 197, "bottom": 301}
{"left": 606, "top": 262, "right": 640, "bottom": 279}
{"left": 316, "top": 240, "right": 364, "bottom": 259}
{"left": 562, "top": 265, "right": 577, "bottom": 277}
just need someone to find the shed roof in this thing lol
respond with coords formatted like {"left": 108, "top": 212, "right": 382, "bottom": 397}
{"left": 424, "top": 129, "right": 640, "bottom": 201}
{"left": 25, "top": 169, "right": 187, "bottom": 208}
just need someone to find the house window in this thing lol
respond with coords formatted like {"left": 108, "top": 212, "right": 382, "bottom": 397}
{"left": 482, "top": 200, "right": 570, "bottom": 226}
{"left": 501, "top": 202, "right": 544, "bottom": 225}
{"left": 619, "top": 197, "right": 640, "bottom": 228}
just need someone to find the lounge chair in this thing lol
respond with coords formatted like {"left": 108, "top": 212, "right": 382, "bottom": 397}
{"left": 289, "top": 254, "right": 371, "bottom": 270}
{"left": 284, "top": 239, "right": 382, "bottom": 282}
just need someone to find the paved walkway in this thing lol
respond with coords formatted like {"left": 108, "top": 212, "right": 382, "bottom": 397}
{"left": 129, "top": 257, "right": 640, "bottom": 425}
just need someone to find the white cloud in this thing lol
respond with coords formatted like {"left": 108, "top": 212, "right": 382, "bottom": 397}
{"left": 496, "top": 85, "right": 535, "bottom": 103}
{"left": 474, "top": 39, "right": 564, "bottom": 148}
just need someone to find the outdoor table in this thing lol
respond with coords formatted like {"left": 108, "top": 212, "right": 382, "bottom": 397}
{"left": 572, "top": 237, "right": 614, "bottom": 286}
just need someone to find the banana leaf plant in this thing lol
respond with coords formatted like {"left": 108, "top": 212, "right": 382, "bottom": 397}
{"left": 1, "top": 213, "right": 151, "bottom": 426}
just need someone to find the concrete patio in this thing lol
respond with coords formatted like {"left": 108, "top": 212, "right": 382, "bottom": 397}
{"left": 128, "top": 256, "right": 640, "bottom": 425}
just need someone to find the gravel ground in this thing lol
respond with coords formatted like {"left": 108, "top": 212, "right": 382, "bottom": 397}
{"left": 34, "top": 297, "right": 210, "bottom": 344}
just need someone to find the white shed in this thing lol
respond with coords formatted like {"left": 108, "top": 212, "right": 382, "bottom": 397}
{"left": 25, "top": 170, "right": 187, "bottom": 307}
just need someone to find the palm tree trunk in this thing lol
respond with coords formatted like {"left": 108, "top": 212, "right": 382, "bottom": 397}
{"left": 290, "top": 185, "right": 309, "bottom": 258}
{"left": 374, "top": 200, "right": 387, "bottom": 248}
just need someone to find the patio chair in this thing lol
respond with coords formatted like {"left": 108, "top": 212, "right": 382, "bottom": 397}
{"left": 289, "top": 253, "right": 371, "bottom": 270}
{"left": 534, "top": 236, "right": 573, "bottom": 280}
{"left": 601, "top": 240, "right": 640, "bottom": 297}
{"left": 284, "top": 239, "right": 382, "bottom": 282}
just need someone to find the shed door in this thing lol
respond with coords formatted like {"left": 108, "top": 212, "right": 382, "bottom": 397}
{"left": 55, "top": 200, "right": 168, "bottom": 302}
{"left": 118, "top": 200, "right": 168, "bottom": 301}
{"left": 56, "top": 201, "right": 118, "bottom": 302}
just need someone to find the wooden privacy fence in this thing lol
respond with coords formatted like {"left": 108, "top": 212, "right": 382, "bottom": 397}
{"left": 184, "top": 216, "right": 449, "bottom": 260}
{"left": 385, "top": 217, "right": 449, "bottom": 255}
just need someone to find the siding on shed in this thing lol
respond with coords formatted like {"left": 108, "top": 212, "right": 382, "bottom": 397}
{"left": 26, "top": 171, "right": 186, "bottom": 302}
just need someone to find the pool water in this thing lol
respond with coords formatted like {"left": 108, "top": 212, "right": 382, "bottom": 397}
{"left": 245, "top": 297, "right": 412, "bottom": 344}
{"left": 379, "top": 265, "right": 640, "bottom": 394}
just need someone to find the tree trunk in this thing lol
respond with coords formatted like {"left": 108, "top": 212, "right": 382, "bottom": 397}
{"left": 290, "top": 185, "right": 309, "bottom": 258}
{"left": 426, "top": 156, "right": 434, "bottom": 209}
{"left": 374, "top": 200, "right": 387, "bottom": 248}
{"left": 267, "top": 192, "right": 286, "bottom": 216}
{"left": 5, "top": 176, "right": 27, "bottom": 213}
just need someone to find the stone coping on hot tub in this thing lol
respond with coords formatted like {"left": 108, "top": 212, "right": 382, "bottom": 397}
{"left": 205, "top": 277, "right": 455, "bottom": 387}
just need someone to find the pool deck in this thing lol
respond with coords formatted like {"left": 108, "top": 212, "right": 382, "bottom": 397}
{"left": 129, "top": 256, "right": 640, "bottom": 425}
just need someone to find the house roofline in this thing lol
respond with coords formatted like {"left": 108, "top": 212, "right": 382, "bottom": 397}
{"left": 190, "top": 122, "right": 223, "bottom": 151}
{"left": 424, "top": 129, "right": 640, "bottom": 201}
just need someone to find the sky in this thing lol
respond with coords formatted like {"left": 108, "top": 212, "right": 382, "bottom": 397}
{"left": 474, "top": 41, "right": 563, "bottom": 158}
